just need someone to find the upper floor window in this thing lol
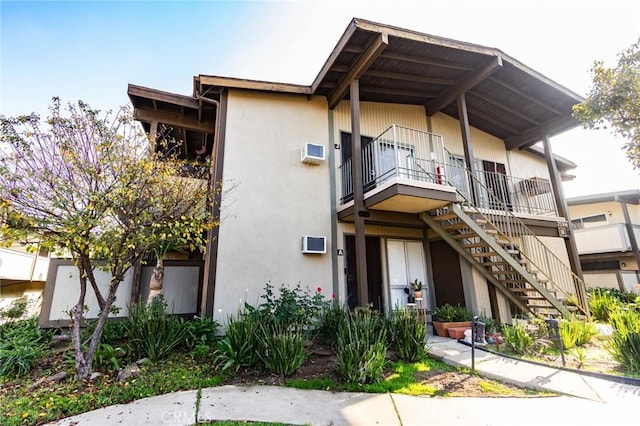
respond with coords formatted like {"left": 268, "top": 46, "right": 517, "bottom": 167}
{"left": 571, "top": 213, "right": 608, "bottom": 229}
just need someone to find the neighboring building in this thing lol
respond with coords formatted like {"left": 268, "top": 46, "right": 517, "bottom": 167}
{"left": 41, "top": 18, "right": 593, "bottom": 324}
{"left": 567, "top": 190, "right": 640, "bottom": 293}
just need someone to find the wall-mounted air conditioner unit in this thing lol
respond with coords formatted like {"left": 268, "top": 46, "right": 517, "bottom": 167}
{"left": 301, "top": 236, "right": 326, "bottom": 254}
{"left": 301, "top": 143, "right": 325, "bottom": 165}
{"left": 519, "top": 177, "right": 551, "bottom": 196}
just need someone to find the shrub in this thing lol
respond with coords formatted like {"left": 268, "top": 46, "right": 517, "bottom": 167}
{"left": 257, "top": 324, "right": 306, "bottom": 377}
{"left": 0, "top": 297, "right": 28, "bottom": 322}
{"left": 606, "top": 309, "right": 640, "bottom": 373}
{"left": 126, "top": 297, "right": 188, "bottom": 360}
{"left": 316, "top": 302, "right": 347, "bottom": 348}
{"left": 183, "top": 316, "right": 220, "bottom": 349}
{"left": 434, "top": 303, "right": 473, "bottom": 322}
{"left": 587, "top": 287, "right": 637, "bottom": 304}
{"left": 254, "top": 282, "right": 330, "bottom": 333}
{"left": 93, "top": 342, "right": 126, "bottom": 371}
{"left": 503, "top": 323, "right": 534, "bottom": 355}
{"left": 387, "top": 309, "right": 427, "bottom": 362}
{"left": 0, "top": 317, "right": 51, "bottom": 377}
{"left": 589, "top": 289, "right": 620, "bottom": 322}
{"left": 559, "top": 317, "right": 597, "bottom": 350}
{"left": 213, "top": 314, "right": 261, "bottom": 373}
{"left": 335, "top": 309, "right": 387, "bottom": 384}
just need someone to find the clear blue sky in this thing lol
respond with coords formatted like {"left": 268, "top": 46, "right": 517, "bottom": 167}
{"left": 1, "top": 0, "right": 639, "bottom": 196}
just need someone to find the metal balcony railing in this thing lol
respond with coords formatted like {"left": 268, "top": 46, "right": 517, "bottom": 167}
{"left": 338, "top": 124, "right": 558, "bottom": 217}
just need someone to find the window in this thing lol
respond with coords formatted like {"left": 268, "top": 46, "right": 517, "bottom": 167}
{"left": 571, "top": 213, "right": 608, "bottom": 230}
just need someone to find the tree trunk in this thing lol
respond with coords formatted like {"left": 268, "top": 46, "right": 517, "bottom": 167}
{"left": 147, "top": 257, "right": 164, "bottom": 305}
{"left": 83, "top": 285, "right": 119, "bottom": 376}
{"left": 72, "top": 258, "right": 91, "bottom": 379}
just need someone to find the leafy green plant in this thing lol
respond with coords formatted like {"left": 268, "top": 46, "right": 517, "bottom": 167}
{"left": 253, "top": 282, "right": 330, "bottom": 333}
{"left": 0, "top": 297, "right": 28, "bottom": 322}
{"left": 588, "top": 289, "right": 620, "bottom": 322}
{"left": 183, "top": 316, "right": 220, "bottom": 349}
{"left": 257, "top": 324, "right": 306, "bottom": 377}
{"left": 126, "top": 297, "right": 188, "bottom": 360}
{"left": 213, "top": 314, "right": 260, "bottom": 373}
{"left": 587, "top": 287, "right": 637, "bottom": 304}
{"left": 335, "top": 310, "right": 387, "bottom": 384}
{"left": 0, "top": 317, "right": 52, "bottom": 377}
{"left": 316, "top": 301, "right": 347, "bottom": 348}
{"left": 559, "top": 317, "right": 597, "bottom": 350}
{"left": 606, "top": 309, "right": 640, "bottom": 373}
{"left": 93, "top": 343, "right": 126, "bottom": 371}
{"left": 387, "top": 309, "right": 427, "bottom": 362}
{"left": 434, "top": 303, "right": 473, "bottom": 322}
{"left": 503, "top": 323, "right": 534, "bottom": 355}
{"left": 573, "top": 347, "right": 587, "bottom": 369}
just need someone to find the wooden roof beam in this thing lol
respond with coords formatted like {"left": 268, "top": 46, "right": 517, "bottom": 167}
{"left": 467, "top": 91, "right": 541, "bottom": 126}
{"left": 488, "top": 77, "right": 565, "bottom": 116}
{"left": 199, "top": 75, "right": 310, "bottom": 94}
{"left": 328, "top": 32, "right": 389, "bottom": 109}
{"left": 360, "top": 86, "right": 437, "bottom": 99}
{"left": 379, "top": 52, "right": 473, "bottom": 71}
{"left": 128, "top": 84, "right": 199, "bottom": 110}
{"left": 505, "top": 115, "right": 578, "bottom": 149}
{"left": 134, "top": 108, "right": 214, "bottom": 133}
{"left": 366, "top": 69, "right": 455, "bottom": 86}
{"left": 426, "top": 55, "right": 503, "bottom": 116}
{"left": 467, "top": 107, "right": 522, "bottom": 135}
{"left": 311, "top": 20, "right": 359, "bottom": 93}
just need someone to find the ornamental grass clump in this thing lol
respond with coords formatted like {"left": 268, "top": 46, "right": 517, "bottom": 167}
{"left": 559, "top": 317, "right": 597, "bottom": 350}
{"left": 257, "top": 324, "right": 306, "bottom": 377}
{"left": 588, "top": 289, "right": 620, "bottom": 322}
{"left": 335, "top": 308, "right": 387, "bottom": 384}
{"left": 126, "top": 297, "right": 188, "bottom": 361}
{"left": 503, "top": 323, "right": 534, "bottom": 355}
{"left": 387, "top": 309, "right": 427, "bottom": 362}
{"left": 606, "top": 309, "right": 640, "bottom": 373}
{"left": 0, "top": 317, "right": 51, "bottom": 377}
{"left": 214, "top": 314, "right": 261, "bottom": 373}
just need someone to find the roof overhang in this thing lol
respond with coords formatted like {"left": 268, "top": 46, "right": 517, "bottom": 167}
{"left": 311, "top": 18, "right": 584, "bottom": 151}
{"left": 567, "top": 190, "right": 640, "bottom": 206}
{"left": 127, "top": 84, "right": 217, "bottom": 161}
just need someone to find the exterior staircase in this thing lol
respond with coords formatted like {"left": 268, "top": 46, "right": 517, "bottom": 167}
{"left": 421, "top": 159, "right": 590, "bottom": 320}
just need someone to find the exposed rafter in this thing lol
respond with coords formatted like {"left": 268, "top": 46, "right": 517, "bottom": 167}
{"left": 467, "top": 91, "right": 541, "bottom": 126}
{"left": 426, "top": 55, "right": 503, "bottom": 116}
{"left": 505, "top": 115, "right": 578, "bottom": 149}
{"left": 379, "top": 51, "right": 473, "bottom": 71}
{"left": 134, "top": 108, "right": 214, "bottom": 133}
{"left": 366, "top": 69, "right": 455, "bottom": 86}
{"left": 360, "top": 86, "right": 437, "bottom": 99}
{"left": 488, "top": 77, "right": 565, "bottom": 116}
{"left": 328, "top": 32, "right": 389, "bottom": 109}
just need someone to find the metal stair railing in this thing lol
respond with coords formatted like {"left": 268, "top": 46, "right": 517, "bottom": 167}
{"left": 439, "top": 148, "right": 590, "bottom": 319}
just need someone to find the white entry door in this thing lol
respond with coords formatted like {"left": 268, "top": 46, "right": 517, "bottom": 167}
{"left": 386, "top": 240, "right": 429, "bottom": 311}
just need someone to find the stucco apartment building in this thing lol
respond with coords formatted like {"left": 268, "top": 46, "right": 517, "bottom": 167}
{"left": 567, "top": 190, "right": 640, "bottom": 293}
{"left": 122, "top": 18, "right": 592, "bottom": 324}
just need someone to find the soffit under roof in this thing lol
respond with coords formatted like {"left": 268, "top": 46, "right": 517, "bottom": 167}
{"left": 310, "top": 18, "right": 584, "bottom": 150}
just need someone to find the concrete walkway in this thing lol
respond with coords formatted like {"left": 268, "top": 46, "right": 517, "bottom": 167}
{"left": 50, "top": 336, "right": 640, "bottom": 426}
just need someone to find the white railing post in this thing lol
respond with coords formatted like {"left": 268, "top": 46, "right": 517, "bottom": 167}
{"left": 392, "top": 124, "right": 398, "bottom": 178}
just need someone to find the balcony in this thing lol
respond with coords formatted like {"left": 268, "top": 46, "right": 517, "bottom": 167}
{"left": 573, "top": 224, "right": 639, "bottom": 255}
{"left": 338, "top": 125, "right": 558, "bottom": 217}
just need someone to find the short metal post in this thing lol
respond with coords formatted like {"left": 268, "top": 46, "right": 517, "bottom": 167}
{"left": 471, "top": 316, "right": 477, "bottom": 373}
{"left": 546, "top": 318, "right": 565, "bottom": 367}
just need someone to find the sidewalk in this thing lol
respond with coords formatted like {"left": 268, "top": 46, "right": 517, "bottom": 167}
{"left": 50, "top": 337, "right": 640, "bottom": 426}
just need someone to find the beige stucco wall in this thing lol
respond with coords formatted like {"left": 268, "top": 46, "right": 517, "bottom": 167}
{"left": 506, "top": 148, "right": 553, "bottom": 182}
{"left": 213, "top": 90, "right": 332, "bottom": 323}
{"left": 569, "top": 201, "right": 640, "bottom": 226}
{"left": 430, "top": 113, "right": 508, "bottom": 168}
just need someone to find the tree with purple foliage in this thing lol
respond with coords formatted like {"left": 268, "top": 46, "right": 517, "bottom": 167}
{"left": 0, "top": 98, "right": 214, "bottom": 379}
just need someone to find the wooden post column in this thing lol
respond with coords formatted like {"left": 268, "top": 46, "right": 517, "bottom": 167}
{"left": 542, "top": 135, "right": 584, "bottom": 281}
{"left": 619, "top": 198, "right": 640, "bottom": 283}
{"left": 457, "top": 93, "right": 479, "bottom": 204}
{"left": 350, "top": 80, "right": 369, "bottom": 306}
